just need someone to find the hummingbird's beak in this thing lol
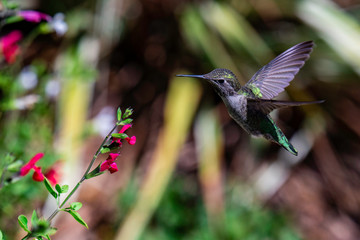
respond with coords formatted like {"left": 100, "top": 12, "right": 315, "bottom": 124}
{"left": 176, "top": 74, "right": 205, "bottom": 79}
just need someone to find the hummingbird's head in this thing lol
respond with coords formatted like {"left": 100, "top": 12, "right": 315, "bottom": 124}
{"left": 176, "top": 68, "right": 241, "bottom": 97}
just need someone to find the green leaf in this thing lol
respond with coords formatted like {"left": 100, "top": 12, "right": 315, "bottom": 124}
{"left": 6, "top": 160, "right": 23, "bottom": 172}
{"left": 0, "top": 230, "right": 3, "bottom": 240}
{"left": 55, "top": 184, "right": 62, "bottom": 194}
{"left": 5, "top": 1, "right": 19, "bottom": 9}
{"left": 111, "top": 133, "right": 128, "bottom": 139}
{"left": 123, "top": 108, "right": 133, "bottom": 118}
{"left": 61, "top": 185, "right": 69, "bottom": 193}
{"left": 117, "top": 107, "right": 122, "bottom": 122}
{"left": 38, "top": 22, "right": 52, "bottom": 34}
{"left": 100, "top": 147, "right": 111, "bottom": 154}
{"left": 28, "top": 219, "right": 55, "bottom": 239}
{"left": 4, "top": 15, "right": 23, "bottom": 24}
{"left": 18, "top": 215, "right": 30, "bottom": 233}
{"left": 101, "top": 142, "right": 121, "bottom": 152}
{"left": 70, "top": 202, "right": 82, "bottom": 211}
{"left": 44, "top": 178, "right": 57, "bottom": 199}
{"left": 47, "top": 228, "right": 57, "bottom": 236}
{"left": 120, "top": 118, "right": 133, "bottom": 125}
{"left": 84, "top": 165, "right": 104, "bottom": 179}
{"left": 31, "top": 210, "right": 39, "bottom": 227}
{"left": 66, "top": 210, "right": 88, "bottom": 228}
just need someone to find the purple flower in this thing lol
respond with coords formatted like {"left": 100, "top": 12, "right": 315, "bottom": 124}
{"left": 18, "top": 10, "right": 51, "bottom": 22}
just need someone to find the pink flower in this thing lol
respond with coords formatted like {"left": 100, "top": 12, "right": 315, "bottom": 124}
{"left": 100, "top": 153, "right": 119, "bottom": 174}
{"left": 20, "top": 153, "right": 44, "bottom": 176}
{"left": 119, "top": 124, "right": 131, "bottom": 133}
{"left": 18, "top": 10, "right": 51, "bottom": 23}
{"left": 0, "top": 30, "right": 22, "bottom": 63}
{"left": 126, "top": 136, "right": 136, "bottom": 145}
{"left": 112, "top": 124, "right": 136, "bottom": 145}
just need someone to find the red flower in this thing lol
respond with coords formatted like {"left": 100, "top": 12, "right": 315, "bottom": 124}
{"left": 112, "top": 124, "right": 136, "bottom": 145}
{"left": 44, "top": 162, "right": 62, "bottom": 185}
{"left": 100, "top": 153, "right": 119, "bottom": 174}
{"left": 18, "top": 10, "right": 51, "bottom": 23}
{"left": 0, "top": 30, "right": 22, "bottom": 63}
{"left": 20, "top": 153, "right": 60, "bottom": 184}
{"left": 32, "top": 166, "right": 45, "bottom": 182}
{"left": 20, "top": 153, "right": 44, "bottom": 176}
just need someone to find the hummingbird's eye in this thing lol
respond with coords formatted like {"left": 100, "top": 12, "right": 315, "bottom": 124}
{"left": 217, "top": 79, "right": 225, "bottom": 84}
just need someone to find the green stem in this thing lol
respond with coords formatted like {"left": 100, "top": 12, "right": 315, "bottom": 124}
{"left": 80, "top": 124, "right": 117, "bottom": 182}
{"left": 59, "top": 182, "right": 80, "bottom": 208}
{"left": 46, "top": 124, "right": 118, "bottom": 222}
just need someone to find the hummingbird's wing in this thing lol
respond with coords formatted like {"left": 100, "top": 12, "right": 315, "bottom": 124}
{"left": 248, "top": 99, "right": 324, "bottom": 115}
{"left": 242, "top": 41, "right": 314, "bottom": 99}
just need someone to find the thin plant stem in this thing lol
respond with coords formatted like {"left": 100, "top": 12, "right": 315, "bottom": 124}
{"left": 46, "top": 124, "right": 118, "bottom": 222}
{"left": 80, "top": 124, "right": 117, "bottom": 182}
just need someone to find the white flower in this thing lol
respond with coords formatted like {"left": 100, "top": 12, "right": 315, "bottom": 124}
{"left": 45, "top": 79, "right": 61, "bottom": 99}
{"left": 50, "top": 13, "right": 68, "bottom": 36}
{"left": 18, "top": 66, "right": 38, "bottom": 90}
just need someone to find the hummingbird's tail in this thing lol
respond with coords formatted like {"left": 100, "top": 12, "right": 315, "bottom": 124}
{"left": 278, "top": 134, "right": 298, "bottom": 156}
{"left": 265, "top": 117, "right": 298, "bottom": 156}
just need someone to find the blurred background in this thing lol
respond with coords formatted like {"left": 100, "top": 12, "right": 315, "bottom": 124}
{"left": 1, "top": 0, "right": 360, "bottom": 239}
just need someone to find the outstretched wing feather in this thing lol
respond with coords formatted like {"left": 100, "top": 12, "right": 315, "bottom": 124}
{"left": 242, "top": 41, "right": 314, "bottom": 99}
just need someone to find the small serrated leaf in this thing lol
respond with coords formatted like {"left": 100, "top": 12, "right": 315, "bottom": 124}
{"left": 67, "top": 210, "right": 88, "bottom": 228}
{"left": 70, "top": 202, "right": 82, "bottom": 211}
{"left": 111, "top": 133, "right": 128, "bottom": 139}
{"left": 61, "top": 185, "right": 69, "bottom": 193}
{"left": 44, "top": 178, "right": 57, "bottom": 199}
{"left": 18, "top": 215, "right": 30, "bottom": 233}
{"left": 123, "top": 108, "right": 133, "bottom": 118}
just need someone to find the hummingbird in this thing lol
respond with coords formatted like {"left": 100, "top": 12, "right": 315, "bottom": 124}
{"left": 177, "top": 41, "right": 324, "bottom": 156}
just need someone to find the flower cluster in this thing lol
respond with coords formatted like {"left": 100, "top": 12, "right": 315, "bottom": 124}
{"left": 100, "top": 153, "right": 119, "bottom": 174}
{"left": 99, "top": 124, "right": 136, "bottom": 174}
{"left": 20, "top": 153, "right": 60, "bottom": 185}
{"left": 0, "top": 10, "right": 67, "bottom": 64}
{"left": 112, "top": 124, "right": 136, "bottom": 145}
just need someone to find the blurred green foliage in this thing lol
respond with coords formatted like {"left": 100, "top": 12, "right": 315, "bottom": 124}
{"left": 118, "top": 175, "right": 301, "bottom": 240}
